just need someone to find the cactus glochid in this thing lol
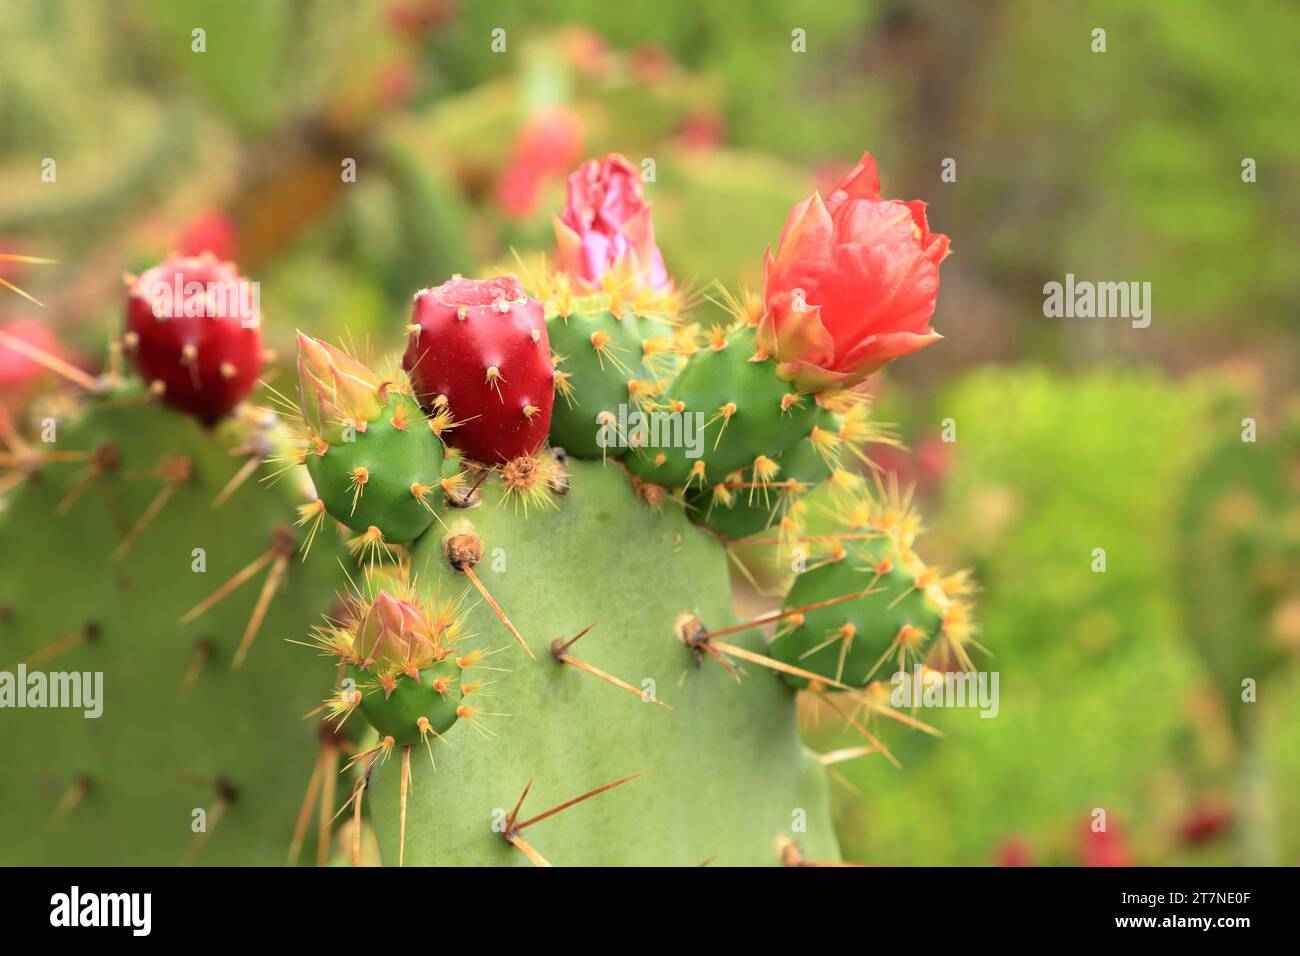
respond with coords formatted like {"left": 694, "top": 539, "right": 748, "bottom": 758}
{"left": 283, "top": 149, "right": 977, "bottom": 866}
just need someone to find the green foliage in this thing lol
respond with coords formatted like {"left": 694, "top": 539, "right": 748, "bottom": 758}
{"left": 968, "top": 0, "right": 1300, "bottom": 334}
{"left": 816, "top": 366, "right": 1300, "bottom": 865}
{"left": 1176, "top": 394, "right": 1300, "bottom": 732}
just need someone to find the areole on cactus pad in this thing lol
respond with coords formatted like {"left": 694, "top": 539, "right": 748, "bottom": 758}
{"left": 295, "top": 332, "right": 446, "bottom": 548}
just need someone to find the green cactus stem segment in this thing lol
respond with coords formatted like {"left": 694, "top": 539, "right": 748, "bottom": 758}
{"left": 355, "top": 459, "right": 840, "bottom": 865}
{"left": 688, "top": 404, "right": 840, "bottom": 539}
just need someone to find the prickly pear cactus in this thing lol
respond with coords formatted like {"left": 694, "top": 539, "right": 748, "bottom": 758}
{"left": 285, "top": 150, "right": 978, "bottom": 866}
{"left": 0, "top": 257, "right": 344, "bottom": 865}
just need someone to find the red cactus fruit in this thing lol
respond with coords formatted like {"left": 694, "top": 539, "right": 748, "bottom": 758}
{"left": 125, "top": 255, "right": 263, "bottom": 423}
{"left": 403, "top": 275, "right": 552, "bottom": 464}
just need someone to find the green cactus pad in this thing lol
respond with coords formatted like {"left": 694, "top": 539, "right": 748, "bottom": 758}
{"left": 359, "top": 459, "right": 839, "bottom": 865}
{"left": 0, "top": 387, "right": 342, "bottom": 865}
{"left": 306, "top": 391, "right": 443, "bottom": 543}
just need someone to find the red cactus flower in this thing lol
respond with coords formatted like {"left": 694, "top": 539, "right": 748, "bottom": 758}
{"left": 758, "top": 151, "right": 949, "bottom": 392}
{"left": 496, "top": 107, "right": 586, "bottom": 220}
{"left": 552, "top": 153, "right": 669, "bottom": 291}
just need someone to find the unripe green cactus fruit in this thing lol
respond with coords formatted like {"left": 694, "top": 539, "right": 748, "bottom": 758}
{"left": 547, "top": 299, "right": 672, "bottom": 459}
{"left": 625, "top": 326, "right": 815, "bottom": 488}
{"left": 354, "top": 655, "right": 463, "bottom": 744}
{"left": 771, "top": 537, "right": 944, "bottom": 688}
{"left": 688, "top": 404, "right": 840, "bottom": 539}
{"left": 304, "top": 391, "right": 443, "bottom": 544}
{"left": 295, "top": 332, "right": 445, "bottom": 547}
{"left": 311, "top": 576, "right": 484, "bottom": 749}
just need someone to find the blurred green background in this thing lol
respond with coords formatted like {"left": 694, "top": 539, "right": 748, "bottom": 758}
{"left": 1, "top": 0, "right": 1297, "bottom": 865}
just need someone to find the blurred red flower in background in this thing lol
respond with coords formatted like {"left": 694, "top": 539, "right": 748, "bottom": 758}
{"left": 558, "top": 26, "right": 611, "bottom": 78}
{"left": 1178, "top": 801, "right": 1233, "bottom": 847}
{"left": 759, "top": 151, "right": 949, "bottom": 391}
{"left": 496, "top": 107, "right": 586, "bottom": 220}
{"left": 993, "top": 835, "right": 1034, "bottom": 867}
{"left": 1078, "top": 818, "right": 1134, "bottom": 867}
{"left": 384, "top": 0, "right": 457, "bottom": 37}
{"left": 629, "top": 44, "right": 674, "bottom": 83}
{"left": 677, "top": 111, "right": 726, "bottom": 151}
{"left": 871, "top": 433, "right": 954, "bottom": 495}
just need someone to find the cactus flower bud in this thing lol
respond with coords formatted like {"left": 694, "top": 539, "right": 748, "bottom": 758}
{"left": 296, "top": 331, "right": 384, "bottom": 441}
{"left": 757, "top": 151, "right": 949, "bottom": 392}
{"left": 354, "top": 591, "right": 433, "bottom": 669}
{"left": 552, "top": 153, "right": 669, "bottom": 291}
